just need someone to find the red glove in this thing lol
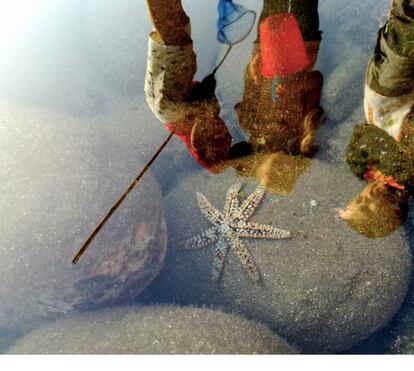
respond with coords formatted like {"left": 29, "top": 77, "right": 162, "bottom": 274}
{"left": 165, "top": 122, "right": 220, "bottom": 172}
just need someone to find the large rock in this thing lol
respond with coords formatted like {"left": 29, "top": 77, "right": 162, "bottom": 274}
{"left": 141, "top": 159, "right": 411, "bottom": 353}
{"left": 0, "top": 103, "right": 167, "bottom": 332}
{"left": 365, "top": 203, "right": 414, "bottom": 355}
{"left": 8, "top": 305, "right": 297, "bottom": 354}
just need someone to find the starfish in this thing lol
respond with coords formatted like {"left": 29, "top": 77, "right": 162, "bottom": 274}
{"left": 183, "top": 183, "right": 291, "bottom": 282}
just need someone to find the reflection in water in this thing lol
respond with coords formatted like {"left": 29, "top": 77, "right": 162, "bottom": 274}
{"left": 232, "top": 0, "right": 323, "bottom": 193}
{"left": 73, "top": 0, "right": 260, "bottom": 263}
{"left": 144, "top": 0, "right": 413, "bottom": 240}
{"left": 217, "top": 0, "right": 257, "bottom": 46}
{"left": 3, "top": 0, "right": 414, "bottom": 355}
{"left": 339, "top": 0, "right": 414, "bottom": 238}
{"left": 144, "top": 0, "right": 324, "bottom": 194}
{"left": 337, "top": 181, "right": 409, "bottom": 239}
{"left": 236, "top": 0, "right": 323, "bottom": 157}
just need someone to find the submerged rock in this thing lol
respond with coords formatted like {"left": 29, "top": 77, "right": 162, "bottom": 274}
{"left": 8, "top": 305, "right": 297, "bottom": 354}
{"left": 0, "top": 104, "right": 167, "bottom": 331}
{"left": 141, "top": 159, "right": 411, "bottom": 353}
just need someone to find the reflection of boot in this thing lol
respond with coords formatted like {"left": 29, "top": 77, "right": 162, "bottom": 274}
{"left": 337, "top": 181, "right": 409, "bottom": 238}
{"left": 227, "top": 151, "right": 310, "bottom": 195}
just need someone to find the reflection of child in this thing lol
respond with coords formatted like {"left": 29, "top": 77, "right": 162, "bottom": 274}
{"left": 144, "top": 0, "right": 232, "bottom": 172}
{"left": 144, "top": 0, "right": 325, "bottom": 174}
{"left": 341, "top": 0, "right": 414, "bottom": 238}
{"left": 364, "top": 0, "right": 414, "bottom": 141}
{"left": 235, "top": 0, "right": 324, "bottom": 157}
{"left": 144, "top": 0, "right": 327, "bottom": 195}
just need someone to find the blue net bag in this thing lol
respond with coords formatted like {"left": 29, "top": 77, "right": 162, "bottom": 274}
{"left": 217, "top": 0, "right": 256, "bottom": 45}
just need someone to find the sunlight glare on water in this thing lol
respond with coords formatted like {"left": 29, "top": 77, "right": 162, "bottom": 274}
{"left": 0, "top": 0, "right": 44, "bottom": 49}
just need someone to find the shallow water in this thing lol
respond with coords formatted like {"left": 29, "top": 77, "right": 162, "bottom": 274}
{"left": 1, "top": 0, "right": 413, "bottom": 354}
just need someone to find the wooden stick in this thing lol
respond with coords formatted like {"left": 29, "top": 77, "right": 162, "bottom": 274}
{"left": 72, "top": 132, "right": 174, "bottom": 264}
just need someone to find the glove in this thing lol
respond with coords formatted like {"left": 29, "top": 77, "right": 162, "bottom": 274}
{"left": 166, "top": 98, "right": 232, "bottom": 173}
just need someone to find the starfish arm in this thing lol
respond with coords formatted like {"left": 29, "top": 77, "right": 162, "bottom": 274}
{"left": 182, "top": 227, "right": 219, "bottom": 250}
{"left": 223, "top": 183, "right": 242, "bottom": 217}
{"left": 235, "top": 222, "right": 291, "bottom": 239}
{"left": 196, "top": 192, "right": 224, "bottom": 225}
{"left": 211, "top": 237, "right": 230, "bottom": 283}
{"left": 235, "top": 184, "right": 266, "bottom": 222}
{"left": 229, "top": 235, "right": 261, "bottom": 282}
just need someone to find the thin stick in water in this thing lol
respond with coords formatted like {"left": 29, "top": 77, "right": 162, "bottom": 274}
{"left": 72, "top": 132, "right": 174, "bottom": 264}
